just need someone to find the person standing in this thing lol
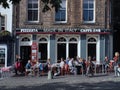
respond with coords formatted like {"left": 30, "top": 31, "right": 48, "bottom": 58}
{"left": 86, "top": 56, "right": 94, "bottom": 76}
{"left": 113, "top": 52, "right": 120, "bottom": 76}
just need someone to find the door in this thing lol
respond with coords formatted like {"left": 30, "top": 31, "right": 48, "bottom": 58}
{"left": 38, "top": 43, "right": 47, "bottom": 63}
{"left": 20, "top": 46, "right": 31, "bottom": 66}
{"left": 57, "top": 43, "right": 66, "bottom": 61}
{"left": 88, "top": 43, "right": 96, "bottom": 60}
{"left": 69, "top": 43, "right": 77, "bottom": 59}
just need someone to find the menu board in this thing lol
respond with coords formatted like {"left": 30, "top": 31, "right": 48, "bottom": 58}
{"left": 31, "top": 42, "right": 37, "bottom": 62}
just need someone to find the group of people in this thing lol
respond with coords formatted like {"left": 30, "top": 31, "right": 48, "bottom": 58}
{"left": 51, "top": 57, "right": 87, "bottom": 76}
{"left": 103, "top": 52, "right": 120, "bottom": 77}
{"left": 14, "top": 58, "right": 51, "bottom": 76}
{"left": 13, "top": 51, "right": 120, "bottom": 77}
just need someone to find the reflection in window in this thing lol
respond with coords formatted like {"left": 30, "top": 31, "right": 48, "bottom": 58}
{"left": 55, "top": 0, "right": 66, "bottom": 22}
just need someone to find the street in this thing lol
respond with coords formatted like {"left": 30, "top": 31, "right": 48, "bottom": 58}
{"left": 0, "top": 73, "right": 120, "bottom": 90}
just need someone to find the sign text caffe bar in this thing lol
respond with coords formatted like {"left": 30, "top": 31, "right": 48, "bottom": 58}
{"left": 16, "top": 28, "right": 113, "bottom": 64}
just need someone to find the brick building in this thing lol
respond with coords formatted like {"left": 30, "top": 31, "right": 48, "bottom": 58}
{"left": 14, "top": 0, "right": 112, "bottom": 64}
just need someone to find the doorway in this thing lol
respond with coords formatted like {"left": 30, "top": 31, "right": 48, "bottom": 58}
{"left": 38, "top": 43, "right": 47, "bottom": 63}
{"left": 88, "top": 43, "right": 96, "bottom": 60}
{"left": 69, "top": 43, "right": 77, "bottom": 59}
{"left": 20, "top": 46, "right": 31, "bottom": 66}
{"left": 57, "top": 43, "right": 66, "bottom": 61}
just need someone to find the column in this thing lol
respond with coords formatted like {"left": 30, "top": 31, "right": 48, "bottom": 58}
{"left": 50, "top": 34, "right": 56, "bottom": 64}
{"left": 80, "top": 35, "right": 86, "bottom": 59}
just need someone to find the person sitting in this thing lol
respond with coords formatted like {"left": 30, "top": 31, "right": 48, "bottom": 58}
{"left": 104, "top": 56, "right": 110, "bottom": 73}
{"left": 39, "top": 62, "right": 44, "bottom": 76}
{"left": 25, "top": 60, "right": 32, "bottom": 76}
{"left": 68, "top": 58, "right": 75, "bottom": 74}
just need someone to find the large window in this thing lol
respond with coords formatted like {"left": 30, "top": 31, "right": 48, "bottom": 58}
{"left": 28, "top": 0, "right": 39, "bottom": 22}
{"left": 55, "top": 0, "right": 67, "bottom": 23}
{"left": 83, "top": 0, "right": 95, "bottom": 23}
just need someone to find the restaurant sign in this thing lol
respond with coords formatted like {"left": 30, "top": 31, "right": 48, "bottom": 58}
{"left": 18, "top": 28, "right": 110, "bottom": 33}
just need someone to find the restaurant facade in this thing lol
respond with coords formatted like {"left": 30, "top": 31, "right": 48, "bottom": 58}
{"left": 14, "top": 0, "right": 112, "bottom": 64}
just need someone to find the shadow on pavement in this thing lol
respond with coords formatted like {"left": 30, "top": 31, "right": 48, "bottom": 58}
{"left": 0, "top": 80, "right": 120, "bottom": 90}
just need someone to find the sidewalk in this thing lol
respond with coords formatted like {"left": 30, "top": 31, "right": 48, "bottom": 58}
{"left": 0, "top": 73, "right": 120, "bottom": 90}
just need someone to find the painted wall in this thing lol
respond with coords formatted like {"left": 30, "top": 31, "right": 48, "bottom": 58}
{"left": 0, "top": 2, "right": 13, "bottom": 32}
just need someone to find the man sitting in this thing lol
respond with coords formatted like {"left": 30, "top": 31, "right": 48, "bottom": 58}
{"left": 25, "top": 60, "right": 32, "bottom": 76}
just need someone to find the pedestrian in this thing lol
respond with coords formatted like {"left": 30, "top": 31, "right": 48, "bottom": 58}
{"left": 86, "top": 56, "right": 94, "bottom": 76}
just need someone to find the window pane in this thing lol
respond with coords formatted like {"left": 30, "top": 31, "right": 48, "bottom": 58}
{"left": 55, "top": 11, "right": 61, "bottom": 21}
{"left": 83, "top": 0, "right": 89, "bottom": 3}
{"left": 83, "top": 0, "right": 94, "bottom": 22}
{"left": 55, "top": 0, "right": 66, "bottom": 22}
{"left": 83, "top": 10, "right": 88, "bottom": 21}
{"left": 33, "top": 4, "right": 38, "bottom": 8}
{"left": 33, "top": 10, "right": 38, "bottom": 20}
{"left": 61, "top": 0, "right": 66, "bottom": 8}
{"left": 28, "top": 4, "right": 32, "bottom": 8}
{"left": 61, "top": 10, "right": 66, "bottom": 21}
{"left": 83, "top": 3, "right": 88, "bottom": 8}
{"left": 89, "top": 10, "right": 93, "bottom": 21}
{"left": 28, "top": 0, "right": 38, "bottom": 21}
{"left": 28, "top": 10, "right": 32, "bottom": 21}
{"left": 55, "top": 10, "right": 66, "bottom": 21}
{"left": 89, "top": 3, "right": 93, "bottom": 8}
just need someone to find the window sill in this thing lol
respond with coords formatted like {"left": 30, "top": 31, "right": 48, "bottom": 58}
{"left": 53, "top": 22, "right": 71, "bottom": 25}
{"left": 82, "top": 22, "right": 96, "bottom": 25}
{"left": 24, "top": 21, "right": 43, "bottom": 25}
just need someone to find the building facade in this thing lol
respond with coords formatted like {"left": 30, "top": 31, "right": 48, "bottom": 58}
{"left": 0, "top": 2, "right": 13, "bottom": 67}
{"left": 15, "top": 0, "right": 112, "bottom": 64}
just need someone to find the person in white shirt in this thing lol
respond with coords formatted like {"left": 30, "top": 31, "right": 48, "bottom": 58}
{"left": 60, "top": 58, "right": 65, "bottom": 75}
{"left": 68, "top": 58, "right": 74, "bottom": 73}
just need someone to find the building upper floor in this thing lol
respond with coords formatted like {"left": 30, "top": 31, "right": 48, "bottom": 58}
{"left": 14, "top": 0, "right": 112, "bottom": 30}
{"left": 0, "top": 2, "right": 13, "bottom": 33}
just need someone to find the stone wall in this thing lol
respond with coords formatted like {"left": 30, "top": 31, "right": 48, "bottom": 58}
{"left": 17, "top": 0, "right": 110, "bottom": 29}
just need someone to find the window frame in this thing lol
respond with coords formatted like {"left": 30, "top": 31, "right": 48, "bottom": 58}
{"left": 27, "top": 0, "right": 39, "bottom": 22}
{"left": 55, "top": 0, "right": 67, "bottom": 23}
{"left": 83, "top": 0, "right": 95, "bottom": 23}
{"left": 0, "top": 15, "right": 6, "bottom": 30}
